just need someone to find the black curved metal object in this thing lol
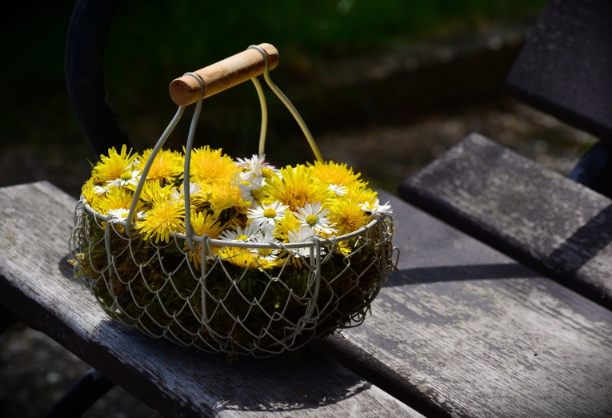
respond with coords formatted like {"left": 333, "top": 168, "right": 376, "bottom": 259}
{"left": 46, "top": 368, "right": 116, "bottom": 418}
{"left": 65, "top": 0, "right": 133, "bottom": 157}
{"left": 569, "top": 140, "right": 612, "bottom": 198}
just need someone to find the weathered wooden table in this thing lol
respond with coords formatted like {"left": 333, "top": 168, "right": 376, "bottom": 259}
{"left": 2, "top": 0, "right": 612, "bottom": 416}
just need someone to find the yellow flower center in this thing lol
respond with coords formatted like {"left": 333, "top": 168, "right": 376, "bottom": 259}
{"left": 237, "top": 234, "right": 248, "bottom": 241}
{"left": 120, "top": 171, "right": 133, "bottom": 180}
{"left": 263, "top": 208, "right": 277, "bottom": 218}
{"left": 259, "top": 248, "right": 273, "bottom": 256}
{"left": 251, "top": 188, "right": 263, "bottom": 201}
{"left": 261, "top": 167, "right": 273, "bottom": 180}
{"left": 306, "top": 214, "right": 318, "bottom": 226}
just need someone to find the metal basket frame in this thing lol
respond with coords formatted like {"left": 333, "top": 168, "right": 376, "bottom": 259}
{"left": 70, "top": 45, "right": 395, "bottom": 356}
{"left": 72, "top": 201, "right": 393, "bottom": 356}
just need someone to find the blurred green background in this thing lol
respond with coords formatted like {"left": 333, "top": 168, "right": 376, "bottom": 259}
{"left": 0, "top": 0, "right": 550, "bottom": 196}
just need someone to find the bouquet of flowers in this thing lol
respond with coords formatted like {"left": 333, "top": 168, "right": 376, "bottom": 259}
{"left": 70, "top": 44, "right": 394, "bottom": 357}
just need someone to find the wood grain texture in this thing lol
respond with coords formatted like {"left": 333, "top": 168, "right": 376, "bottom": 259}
{"left": 0, "top": 182, "right": 422, "bottom": 418}
{"left": 321, "top": 189, "right": 612, "bottom": 417}
{"left": 505, "top": 0, "right": 612, "bottom": 140}
{"left": 169, "top": 43, "right": 279, "bottom": 106}
{"left": 399, "top": 133, "right": 612, "bottom": 308}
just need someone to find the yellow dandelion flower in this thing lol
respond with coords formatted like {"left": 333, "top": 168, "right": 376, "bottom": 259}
{"left": 309, "top": 160, "right": 364, "bottom": 187}
{"left": 92, "top": 145, "right": 138, "bottom": 183}
{"left": 217, "top": 246, "right": 282, "bottom": 270}
{"left": 95, "top": 187, "right": 136, "bottom": 216}
{"left": 333, "top": 239, "right": 353, "bottom": 257}
{"left": 343, "top": 184, "right": 378, "bottom": 205}
{"left": 328, "top": 199, "right": 370, "bottom": 236}
{"left": 189, "top": 188, "right": 212, "bottom": 211}
{"left": 136, "top": 149, "right": 183, "bottom": 184}
{"left": 185, "top": 211, "right": 225, "bottom": 269}
{"left": 273, "top": 211, "right": 301, "bottom": 241}
{"left": 262, "top": 164, "right": 333, "bottom": 211}
{"left": 81, "top": 178, "right": 97, "bottom": 205}
{"left": 190, "top": 211, "right": 224, "bottom": 238}
{"left": 135, "top": 200, "right": 185, "bottom": 244}
{"left": 200, "top": 183, "right": 247, "bottom": 215}
{"left": 189, "top": 146, "right": 238, "bottom": 187}
{"left": 82, "top": 178, "right": 111, "bottom": 211}
{"left": 138, "top": 181, "right": 175, "bottom": 207}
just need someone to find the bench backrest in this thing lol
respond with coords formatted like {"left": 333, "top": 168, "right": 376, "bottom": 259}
{"left": 505, "top": 0, "right": 612, "bottom": 141}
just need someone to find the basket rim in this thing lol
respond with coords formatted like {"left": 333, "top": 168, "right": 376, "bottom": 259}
{"left": 80, "top": 198, "right": 385, "bottom": 250}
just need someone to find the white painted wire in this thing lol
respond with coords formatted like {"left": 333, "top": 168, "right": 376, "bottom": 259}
{"left": 182, "top": 72, "right": 205, "bottom": 251}
{"left": 125, "top": 105, "right": 185, "bottom": 237}
{"left": 248, "top": 44, "right": 324, "bottom": 162}
{"left": 250, "top": 76, "right": 268, "bottom": 157}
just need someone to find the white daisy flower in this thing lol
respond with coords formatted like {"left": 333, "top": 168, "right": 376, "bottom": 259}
{"left": 259, "top": 165, "right": 279, "bottom": 181}
{"left": 171, "top": 182, "right": 201, "bottom": 202}
{"left": 106, "top": 169, "right": 140, "bottom": 188}
{"left": 250, "top": 233, "right": 281, "bottom": 261}
{"left": 238, "top": 183, "right": 264, "bottom": 207}
{"left": 258, "top": 221, "right": 276, "bottom": 238}
{"left": 287, "top": 226, "right": 327, "bottom": 258}
{"left": 328, "top": 184, "right": 347, "bottom": 196}
{"left": 236, "top": 154, "right": 277, "bottom": 173}
{"left": 219, "top": 223, "right": 261, "bottom": 242}
{"left": 93, "top": 185, "right": 109, "bottom": 195}
{"left": 236, "top": 154, "right": 267, "bottom": 170}
{"left": 247, "top": 201, "right": 288, "bottom": 228}
{"left": 127, "top": 158, "right": 140, "bottom": 169}
{"left": 360, "top": 199, "right": 393, "bottom": 215}
{"left": 236, "top": 154, "right": 279, "bottom": 186}
{"left": 288, "top": 226, "right": 314, "bottom": 258}
{"left": 295, "top": 202, "right": 336, "bottom": 235}
{"left": 107, "top": 208, "right": 145, "bottom": 224}
{"left": 240, "top": 171, "right": 265, "bottom": 188}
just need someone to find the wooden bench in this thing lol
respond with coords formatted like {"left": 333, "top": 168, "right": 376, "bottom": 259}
{"left": 3, "top": 0, "right": 612, "bottom": 416}
{"left": 4, "top": 176, "right": 612, "bottom": 416}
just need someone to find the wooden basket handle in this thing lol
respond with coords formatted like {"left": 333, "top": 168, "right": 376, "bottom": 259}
{"left": 169, "top": 43, "right": 279, "bottom": 106}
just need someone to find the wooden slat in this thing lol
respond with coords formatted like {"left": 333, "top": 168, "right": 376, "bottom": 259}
{"left": 505, "top": 0, "right": 612, "bottom": 140}
{"left": 399, "top": 133, "right": 612, "bottom": 308}
{"left": 0, "top": 182, "right": 422, "bottom": 418}
{"left": 320, "top": 189, "right": 612, "bottom": 417}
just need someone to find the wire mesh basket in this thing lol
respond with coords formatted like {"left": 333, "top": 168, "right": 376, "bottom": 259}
{"left": 70, "top": 44, "right": 395, "bottom": 357}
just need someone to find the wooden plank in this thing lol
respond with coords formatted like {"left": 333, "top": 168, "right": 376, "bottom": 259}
{"left": 399, "top": 133, "right": 612, "bottom": 308}
{"left": 505, "top": 0, "right": 612, "bottom": 140}
{"left": 0, "top": 182, "right": 422, "bottom": 418}
{"left": 319, "top": 189, "right": 612, "bottom": 417}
